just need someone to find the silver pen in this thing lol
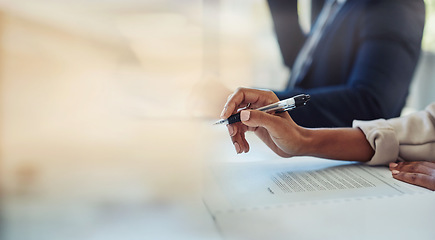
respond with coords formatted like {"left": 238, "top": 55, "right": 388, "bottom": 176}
{"left": 214, "top": 94, "right": 310, "bottom": 125}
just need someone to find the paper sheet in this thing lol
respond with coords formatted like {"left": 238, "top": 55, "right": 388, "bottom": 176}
{"left": 204, "top": 157, "right": 427, "bottom": 214}
{"left": 203, "top": 151, "right": 435, "bottom": 240}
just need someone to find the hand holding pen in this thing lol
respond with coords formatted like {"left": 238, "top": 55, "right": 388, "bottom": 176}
{"left": 215, "top": 93, "right": 310, "bottom": 125}
{"left": 218, "top": 88, "right": 310, "bottom": 155}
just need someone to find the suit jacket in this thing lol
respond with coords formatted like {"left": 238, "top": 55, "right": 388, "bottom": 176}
{"left": 354, "top": 103, "right": 435, "bottom": 166}
{"left": 267, "top": 0, "right": 426, "bottom": 127}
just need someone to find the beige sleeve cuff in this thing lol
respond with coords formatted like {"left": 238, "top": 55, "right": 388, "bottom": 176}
{"left": 352, "top": 119, "right": 400, "bottom": 165}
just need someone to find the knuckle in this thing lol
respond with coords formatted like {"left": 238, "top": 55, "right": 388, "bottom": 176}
{"left": 227, "top": 93, "right": 233, "bottom": 100}
{"left": 409, "top": 165, "right": 417, "bottom": 172}
{"left": 402, "top": 163, "right": 426, "bottom": 174}
{"left": 264, "top": 91, "right": 278, "bottom": 104}
{"left": 409, "top": 173, "right": 418, "bottom": 182}
{"left": 397, "top": 162, "right": 412, "bottom": 171}
{"left": 235, "top": 87, "right": 245, "bottom": 93}
{"left": 266, "top": 90, "right": 276, "bottom": 98}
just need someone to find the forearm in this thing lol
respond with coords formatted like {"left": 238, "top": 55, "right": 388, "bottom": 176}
{"left": 299, "top": 127, "right": 374, "bottom": 162}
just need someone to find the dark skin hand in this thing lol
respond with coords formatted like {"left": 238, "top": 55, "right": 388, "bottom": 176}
{"left": 389, "top": 161, "right": 435, "bottom": 191}
{"left": 221, "top": 87, "right": 435, "bottom": 191}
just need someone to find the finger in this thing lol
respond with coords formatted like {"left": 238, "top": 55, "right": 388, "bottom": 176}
{"left": 409, "top": 161, "right": 435, "bottom": 169}
{"left": 239, "top": 130, "right": 250, "bottom": 153}
{"left": 230, "top": 123, "right": 248, "bottom": 154}
{"left": 390, "top": 161, "right": 435, "bottom": 176}
{"left": 234, "top": 142, "right": 244, "bottom": 154}
{"left": 240, "top": 110, "right": 295, "bottom": 157}
{"left": 227, "top": 124, "right": 236, "bottom": 137}
{"left": 230, "top": 134, "right": 243, "bottom": 154}
{"left": 221, "top": 88, "right": 247, "bottom": 118}
{"left": 220, "top": 88, "right": 279, "bottom": 119}
{"left": 390, "top": 161, "right": 435, "bottom": 169}
{"left": 227, "top": 122, "right": 245, "bottom": 138}
{"left": 240, "top": 109, "right": 292, "bottom": 137}
{"left": 392, "top": 171, "right": 435, "bottom": 191}
{"left": 423, "top": 162, "right": 435, "bottom": 169}
{"left": 253, "top": 127, "right": 293, "bottom": 158}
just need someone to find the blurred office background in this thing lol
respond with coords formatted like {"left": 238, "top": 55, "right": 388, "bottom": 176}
{"left": 0, "top": 0, "right": 434, "bottom": 239}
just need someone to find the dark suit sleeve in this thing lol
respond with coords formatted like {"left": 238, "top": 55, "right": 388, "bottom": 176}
{"left": 275, "top": 0, "right": 426, "bottom": 128}
{"left": 267, "top": 0, "right": 306, "bottom": 68}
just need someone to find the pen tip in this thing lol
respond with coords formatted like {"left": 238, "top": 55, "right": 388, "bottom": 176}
{"left": 213, "top": 119, "right": 226, "bottom": 125}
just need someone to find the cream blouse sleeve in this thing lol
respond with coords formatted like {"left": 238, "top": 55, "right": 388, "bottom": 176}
{"left": 352, "top": 103, "right": 435, "bottom": 165}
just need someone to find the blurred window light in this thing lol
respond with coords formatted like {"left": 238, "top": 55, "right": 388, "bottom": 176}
{"left": 297, "top": 0, "right": 312, "bottom": 34}
{"left": 423, "top": 0, "right": 435, "bottom": 52}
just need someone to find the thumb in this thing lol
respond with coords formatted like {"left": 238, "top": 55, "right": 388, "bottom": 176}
{"left": 240, "top": 110, "right": 285, "bottom": 135}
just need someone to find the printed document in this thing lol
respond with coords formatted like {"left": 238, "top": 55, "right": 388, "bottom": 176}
{"left": 202, "top": 141, "right": 435, "bottom": 240}
{"left": 204, "top": 157, "right": 428, "bottom": 214}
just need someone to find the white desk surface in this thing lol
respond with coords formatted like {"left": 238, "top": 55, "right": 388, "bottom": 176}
{"left": 204, "top": 129, "right": 435, "bottom": 240}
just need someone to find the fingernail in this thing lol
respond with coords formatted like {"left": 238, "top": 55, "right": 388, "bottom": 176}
{"left": 392, "top": 170, "right": 400, "bottom": 175}
{"left": 220, "top": 106, "right": 227, "bottom": 118}
{"left": 227, "top": 125, "right": 235, "bottom": 136}
{"left": 240, "top": 110, "right": 250, "bottom": 121}
{"left": 234, "top": 142, "right": 241, "bottom": 154}
{"left": 390, "top": 163, "right": 398, "bottom": 168}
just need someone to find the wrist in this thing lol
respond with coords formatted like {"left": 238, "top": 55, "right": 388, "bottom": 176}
{"left": 292, "top": 126, "right": 314, "bottom": 157}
